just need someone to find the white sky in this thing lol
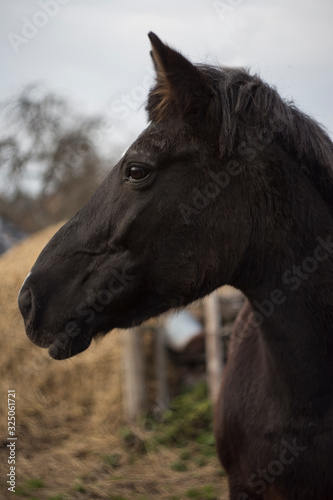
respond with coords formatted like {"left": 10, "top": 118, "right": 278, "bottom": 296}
{"left": 1, "top": 0, "right": 333, "bottom": 155}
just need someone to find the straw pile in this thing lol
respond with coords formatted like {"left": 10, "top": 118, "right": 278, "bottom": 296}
{"left": 0, "top": 223, "right": 126, "bottom": 496}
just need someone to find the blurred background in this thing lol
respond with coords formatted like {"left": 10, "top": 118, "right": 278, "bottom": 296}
{"left": 0, "top": 0, "right": 332, "bottom": 237}
{"left": 0, "top": 1, "right": 332, "bottom": 499}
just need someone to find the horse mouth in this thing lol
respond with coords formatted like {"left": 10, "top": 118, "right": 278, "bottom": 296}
{"left": 25, "top": 323, "right": 94, "bottom": 360}
{"left": 25, "top": 324, "right": 54, "bottom": 350}
{"left": 47, "top": 332, "right": 93, "bottom": 360}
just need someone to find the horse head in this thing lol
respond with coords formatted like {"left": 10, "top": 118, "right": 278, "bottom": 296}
{"left": 18, "top": 33, "right": 333, "bottom": 362}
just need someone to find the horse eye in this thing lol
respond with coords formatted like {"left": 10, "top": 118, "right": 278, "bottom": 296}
{"left": 128, "top": 165, "right": 150, "bottom": 182}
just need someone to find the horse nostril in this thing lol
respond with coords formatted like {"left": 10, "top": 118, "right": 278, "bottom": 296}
{"left": 18, "top": 286, "right": 33, "bottom": 321}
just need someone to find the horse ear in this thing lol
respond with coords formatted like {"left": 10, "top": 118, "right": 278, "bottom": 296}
{"left": 147, "top": 32, "right": 211, "bottom": 123}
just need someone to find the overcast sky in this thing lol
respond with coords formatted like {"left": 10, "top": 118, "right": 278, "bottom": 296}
{"left": 1, "top": 0, "right": 333, "bottom": 155}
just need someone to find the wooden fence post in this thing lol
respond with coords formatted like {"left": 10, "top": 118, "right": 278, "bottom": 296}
{"left": 204, "top": 290, "right": 224, "bottom": 402}
{"left": 122, "top": 327, "right": 147, "bottom": 422}
{"left": 155, "top": 325, "right": 169, "bottom": 414}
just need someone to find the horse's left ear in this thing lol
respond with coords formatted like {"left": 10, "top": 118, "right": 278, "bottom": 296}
{"left": 147, "top": 32, "right": 211, "bottom": 123}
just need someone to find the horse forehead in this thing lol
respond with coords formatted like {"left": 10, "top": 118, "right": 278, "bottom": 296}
{"left": 133, "top": 120, "right": 190, "bottom": 151}
{"left": 135, "top": 129, "right": 171, "bottom": 151}
{"left": 126, "top": 136, "right": 168, "bottom": 160}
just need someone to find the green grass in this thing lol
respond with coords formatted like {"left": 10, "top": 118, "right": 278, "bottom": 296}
{"left": 25, "top": 478, "right": 45, "bottom": 489}
{"left": 102, "top": 453, "right": 122, "bottom": 469}
{"left": 192, "top": 456, "right": 208, "bottom": 467}
{"left": 120, "top": 427, "right": 144, "bottom": 449}
{"left": 74, "top": 481, "right": 86, "bottom": 493}
{"left": 14, "top": 478, "right": 45, "bottom": 496}
{"left": 179, "top": 450, "right": 191, "bottom": 460}
{"left": 137, "top": 382, "right": 218, "bottom": 477}
{"left": 150, "top": 381, "right": 215, "bottom": 448}
{"left": 47, "top": 495, "right": 69, "bottom": 500}
{"left": 196, "top": 432, "right": 215, "bottom": 446}
{"left": 117, "top": 381, "right": 218, "bottom": 483}
{"left": 14, "top": 486, "right": 27, "bottom": 496}
{"left": 186, "top": 485, "right": 218, "bottom": 499}
{"left": 171, "top": 460, "right": 188, "bottom": 472}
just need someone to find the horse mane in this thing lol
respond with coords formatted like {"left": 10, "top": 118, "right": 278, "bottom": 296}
{"left": 146, "top": 64, "right": 333, "bottom": 210}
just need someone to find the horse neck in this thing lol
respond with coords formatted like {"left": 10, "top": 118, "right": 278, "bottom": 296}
{"left": 237, "top": 175, "right": 333, "bottom": 411}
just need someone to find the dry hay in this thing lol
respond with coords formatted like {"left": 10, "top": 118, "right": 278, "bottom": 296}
{"left": 0, "top": 222, "right": 229, "bottom": 499}
{"left": 0, "top": 223, "right": 128, "bottom": 497}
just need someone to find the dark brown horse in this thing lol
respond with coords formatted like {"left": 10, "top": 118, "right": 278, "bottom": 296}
{"left": 18, "top": 33, "right": 333, "bottom": 499}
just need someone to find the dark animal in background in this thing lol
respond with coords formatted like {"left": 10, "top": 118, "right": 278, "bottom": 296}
{"left": 19, "top": 33, "right": 333, "bottom": 499}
